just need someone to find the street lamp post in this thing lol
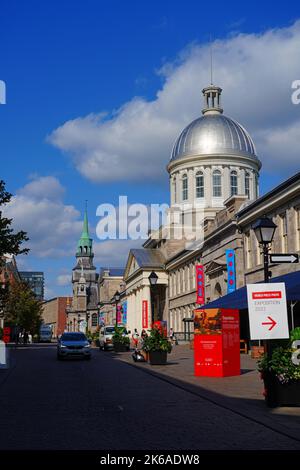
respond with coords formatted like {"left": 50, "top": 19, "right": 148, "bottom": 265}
{"left": 252, "top": 216, "right": 277, "bottom": 356}
{"left": 78, "top": 313, "right": 81, "bottom": 332}
{"left": 148, "top": 271, "right": 158, "bottom": 324}
{"left": 113, "top": 291, "right": 120, "bottom": 328}
{"left": 252, "top": 216, "right": 277, "bottom": 284}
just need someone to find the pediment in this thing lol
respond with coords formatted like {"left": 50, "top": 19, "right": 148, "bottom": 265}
{"left": 205, "top": 259, "right": 226, "bottom": 275}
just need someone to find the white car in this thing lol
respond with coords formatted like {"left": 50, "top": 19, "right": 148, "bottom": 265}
{"left": 99, "top": 325, "right": 115, "bottom": 350}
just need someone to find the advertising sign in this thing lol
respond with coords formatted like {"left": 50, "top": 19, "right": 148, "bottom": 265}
{"left": 247, "top": 283, "right": 289, "bottom": 340}
{"left": 194, "top": 308, "right": 240, "bottom": 377}
{"left": 226, "top": 249, "right": 236, "bottom": 294}
{"left": 142, "top": 300, "right": 148, "bottom": 329}
{"left": 196, "top": 265, "right": 205, "bottom": 304}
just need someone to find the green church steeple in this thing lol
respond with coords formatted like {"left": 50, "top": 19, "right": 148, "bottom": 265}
{"left": 77, "top": 202, "right": 93, "bottom": 256}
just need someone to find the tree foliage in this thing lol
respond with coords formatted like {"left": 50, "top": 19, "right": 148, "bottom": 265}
{"left": 4, "top": 281, "right": 43, "bottom": 334}
{"left": 0, "top": 180, "right": 29, "bottom": 259}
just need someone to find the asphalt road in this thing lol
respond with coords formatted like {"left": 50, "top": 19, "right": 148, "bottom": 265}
{"left": 0, "top": 344, "right": 300, "bottom": 450}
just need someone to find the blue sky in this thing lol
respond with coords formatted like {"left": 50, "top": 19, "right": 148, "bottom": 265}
{"left": 1, "top": 0, "right": 300, "bottom": 298}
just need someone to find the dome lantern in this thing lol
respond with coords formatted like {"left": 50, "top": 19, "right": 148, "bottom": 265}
{"left": 202, "top": 85, "right": 223, "bottom": 115}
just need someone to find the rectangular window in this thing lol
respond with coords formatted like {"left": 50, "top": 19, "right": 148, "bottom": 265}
{"left": 196, "top": 173, "right": 204, "bottom": 198}
{"left": 213, "top": 172, "right": 222, "bottom": 197}
{"left": 296, "top": 208, "right": 300, "bottom": 251}
{"left": 281, "top": 213, "right": 288, "bottom": 253}
{"left": 245, "top": 232, "right": 252, "bottom": 269}
{"left": 182, "top": 176, "right": 188, "bottom": 201}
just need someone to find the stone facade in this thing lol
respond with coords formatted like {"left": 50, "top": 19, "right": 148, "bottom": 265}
{"left": 98, "top": 268, "right": 125, "bottom": 326}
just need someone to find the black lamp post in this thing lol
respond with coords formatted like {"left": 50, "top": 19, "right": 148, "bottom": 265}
{"left": 113, "top": 291, "right": 120, "bottom": 328}
{"left": 252, "top": 216, "right": 277, "bottom": 357}
{"left": 252, "top": 217, "right": 277, "bottom": 283}
{"left": 148, "top": 271, "right": 158, "bottom": 324}
{"left": 78, "top": 313, "right": 81, "bottom": 332}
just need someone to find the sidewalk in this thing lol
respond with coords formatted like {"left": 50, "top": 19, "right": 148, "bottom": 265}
{"left": 113, "top": 343, "right": 300, "bottom": 442}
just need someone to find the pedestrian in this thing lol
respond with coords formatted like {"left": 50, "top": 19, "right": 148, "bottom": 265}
{"left": 132, "top": 329, "right": 139, "bottom": 349}
{"left": 169, "top": 328, "right": 177, "bottom": 345}
{"left": 23, "top": 331, "right": 28, "bottom": 345}
{"left": 141, "top": 329, "right": 147, "bottom": 340}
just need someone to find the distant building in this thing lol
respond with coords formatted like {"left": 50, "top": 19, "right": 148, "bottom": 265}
{"left": 19, "top": 271, "right": 44, "bottom": 300}
{"left": 42, "top": 296, "right": 72, "bottom": 337}
{"left": 98, "top": 268, "right": 125, "bottom": 326}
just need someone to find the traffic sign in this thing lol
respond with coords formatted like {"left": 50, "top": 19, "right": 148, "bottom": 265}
{"left": 247, "top": 283, "right": 289, "bottom": 340}
{"left": 269, "top": 253, "right": 299, "bottom": 264}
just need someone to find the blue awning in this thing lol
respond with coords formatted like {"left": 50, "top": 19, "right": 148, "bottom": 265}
{"left": 201, "top": 270, "right": 300, "bottom": 310}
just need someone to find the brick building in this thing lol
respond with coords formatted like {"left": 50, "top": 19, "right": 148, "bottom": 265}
{"left": 42, "top": 297, "right": 72, "bottom": 338}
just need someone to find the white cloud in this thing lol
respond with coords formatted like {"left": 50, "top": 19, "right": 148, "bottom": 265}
{"left": 49, "top": 21, "right": 300, "bottom": 182}
{"left": 18, "top": 176, "right": 65, "bottom": 202}
{"left": 56, "top": 274, "right": 72, "bottom": 286}
{"left": 94, "top": 239, "right": 143, "bottom": 267}
{"left": 4, "top": 176, "right": 82, "bottom": 258}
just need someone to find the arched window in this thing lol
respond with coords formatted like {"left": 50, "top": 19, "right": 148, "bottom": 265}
{"left": 230, "top": 170, "right": 238, "bottom": 196}
{"left": 245, "top": 172, "right": 250, "bottom": 199}
{"left": 182, "top": 174, "right": 188, "bottom": 201}
{"left": 214, "top": 282, "right": 222, "bottom": 298}
{"left": 91, "top": 313, "right": 98, "bottom": 327}
{"left": 195, "top": 171, "right": 204, "bottom": 198}
{"left": 84, "top": 246, "right": 88, "bottom": 254}
{"left": 212, "top": 170, "right": 222, "bottom": 197}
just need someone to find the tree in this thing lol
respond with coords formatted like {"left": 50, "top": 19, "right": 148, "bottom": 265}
{"left": 0, "top": 180, "right": 29, "bottom": 259}
{"left": 0, "top": 179, "right": 29, "bottom": 307}
{"left": 4, "top": 281, "right": 43, "bottom": 334}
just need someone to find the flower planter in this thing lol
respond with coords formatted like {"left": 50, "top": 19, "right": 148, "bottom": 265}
{"left": 113, "top": 343, "right": 128, "bottom": 352}
{"left": 263, "top": 371, "right": 300, "bottom": 407}
{"left": 149, "top": 350, "right": 167, "bottom": 365}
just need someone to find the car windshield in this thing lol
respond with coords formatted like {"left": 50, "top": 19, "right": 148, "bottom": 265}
{"left": 105, "top": 327, "right": 114, "bottom": 334}
{"left": 61, "top": 333, "right": 86, "bottom": 342}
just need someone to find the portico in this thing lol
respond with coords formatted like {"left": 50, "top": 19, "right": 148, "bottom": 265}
{"left": 124, "top": 249, "right": 168, "bottom": 333}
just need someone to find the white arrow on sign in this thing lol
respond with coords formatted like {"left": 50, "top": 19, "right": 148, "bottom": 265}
{"left": 270, "top": 254, "right": 299, "bottom": 263}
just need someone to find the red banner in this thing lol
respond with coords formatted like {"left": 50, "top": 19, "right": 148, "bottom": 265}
{"left": 142, "top": 300, "right": 148, "bottom": 329}
{"left": 196, "top": 265, "right": 205, "bottom": 304}
{"left": 3, "top": 326, "right": 11, "bottom": 344}
{"left": 117, "top": 305, "right": 122, "bottom": 324}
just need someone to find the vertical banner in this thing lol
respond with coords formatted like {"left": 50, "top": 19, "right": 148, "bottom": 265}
{"left": 226, "top": 249, "right": 236, "bottom": 294}
{"left": 117, "top": 305, "right": 122, "bottom": 325}
{"left": 196, "top": 265, "right": 205, "bottom": 304}
{"left": 122, "top": 301, "right": 127, "bottom": 326}
{"left": 3, "top": 327, "right": 11, "bottom": 344}
{"left": 142, "top": 300, "right": 148, "bottom": 329}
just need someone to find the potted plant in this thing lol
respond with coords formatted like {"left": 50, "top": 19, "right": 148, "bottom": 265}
{"left": 112, "top": 326, "right": 130, "bottom": 352}
{"left": 257, "top": 328, "right": 300, "bottom": 407}
{"left": 142, "top": 325, "right": 172, "bottom": 365}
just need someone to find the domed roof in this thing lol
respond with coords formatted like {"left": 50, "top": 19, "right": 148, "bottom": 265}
{"left": 170, "top": 85, "right": 259, "bottom": 163}
{"left": 171, "top": 114, "right": 257, "bottom": 161}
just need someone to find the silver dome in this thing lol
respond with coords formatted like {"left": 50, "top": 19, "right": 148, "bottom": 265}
{"left": 171, "top": 114, "right": 258, "bottom": 161}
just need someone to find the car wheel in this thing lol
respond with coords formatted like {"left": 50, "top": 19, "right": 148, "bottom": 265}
{"left": 57, "top": 354, "right": 63, "bottom": 361}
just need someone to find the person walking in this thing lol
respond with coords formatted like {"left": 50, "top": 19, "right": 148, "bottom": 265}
{"left": 132, "top": 329, "right": 139, "bottom": 350}
{"left": 23, "top": 331, "right": 28, "bottom": 345}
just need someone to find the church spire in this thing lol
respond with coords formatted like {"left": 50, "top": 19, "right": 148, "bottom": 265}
{"left": 81, "top": 200, "right": 89, "bottom": 238}
{"left": 77, "top": 202, "right": 93, "bottom": 256}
